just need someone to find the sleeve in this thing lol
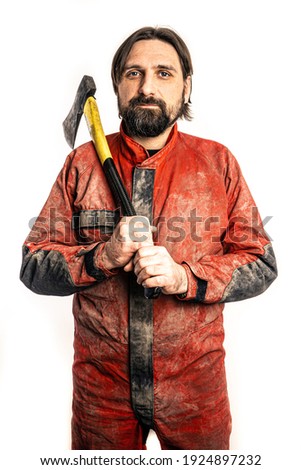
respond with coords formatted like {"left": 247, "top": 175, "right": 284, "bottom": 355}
{"left": 20, "top": 152, "right": 117, "bottom": 296}
{"left": 178, "top": 149, "right": 278, "bottom": 304}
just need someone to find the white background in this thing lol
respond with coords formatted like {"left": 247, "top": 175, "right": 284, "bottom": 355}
{"left": 0, "top": 0, "right": 300, "bottom": 468}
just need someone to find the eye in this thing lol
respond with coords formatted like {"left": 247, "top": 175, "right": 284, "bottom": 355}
{"left": 158, "top": 70, "right": 171, "bottom": 78}
{"left": 125, "top": 70, "right": 141, "bottom": 79}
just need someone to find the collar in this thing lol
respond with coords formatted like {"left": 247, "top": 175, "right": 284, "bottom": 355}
{"left": 119, "top": 121, "right": 179, "bottom": 167}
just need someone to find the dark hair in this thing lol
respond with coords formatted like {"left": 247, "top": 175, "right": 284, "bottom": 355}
{"left": 111, "top": 26, "right": 193, "bottom": 120}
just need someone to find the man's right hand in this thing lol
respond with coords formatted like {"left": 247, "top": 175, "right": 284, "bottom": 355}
{"left": 99, "top": 216, "right": 154, "bottom": 271}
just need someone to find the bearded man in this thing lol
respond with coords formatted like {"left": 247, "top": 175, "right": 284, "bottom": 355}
{"left": 20, "top": 26, "right": 277, "bottom": 450}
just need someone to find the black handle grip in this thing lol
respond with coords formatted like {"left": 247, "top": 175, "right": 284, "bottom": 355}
{"left": 144, "top": 286, "right": 161, "bottom": 299}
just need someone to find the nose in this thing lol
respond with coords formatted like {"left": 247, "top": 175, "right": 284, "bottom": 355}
{"left": 138, "top": 72, "right": 156, "bottom": 96}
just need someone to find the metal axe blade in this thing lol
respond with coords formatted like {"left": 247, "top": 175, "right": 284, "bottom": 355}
{"left": 62, "top": 75, "right": 96, "bottom": 148}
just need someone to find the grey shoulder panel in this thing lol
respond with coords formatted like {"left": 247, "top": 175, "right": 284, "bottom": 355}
{"left": 221, "top": 244, "right": 278, "bottom": 303}
{"left": 20, "top": 246, "right": 88, "bottom": 296}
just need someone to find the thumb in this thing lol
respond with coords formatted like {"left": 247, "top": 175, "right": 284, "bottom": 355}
{"left": 124, "top": 259, "right": 134, "bottom": 272}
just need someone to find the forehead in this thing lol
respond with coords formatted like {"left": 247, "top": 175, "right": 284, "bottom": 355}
{"left": 125, "top": 39, "right": 182, "bottom": 70}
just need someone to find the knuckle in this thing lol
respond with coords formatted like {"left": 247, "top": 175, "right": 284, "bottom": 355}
{"left": 157, "top": 245, "right": 167, "bottom": 255}
{"left": 144, "top": 266, "right": 153, "bottom": 276}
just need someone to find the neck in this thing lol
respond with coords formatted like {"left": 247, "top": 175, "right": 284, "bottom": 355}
{"left": 130, "top": 126, "right": 173, "bottom": 150}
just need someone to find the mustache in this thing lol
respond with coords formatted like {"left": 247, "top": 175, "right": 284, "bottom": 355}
{"left": 129, "top": 96, "right": 166, "bottom": 108}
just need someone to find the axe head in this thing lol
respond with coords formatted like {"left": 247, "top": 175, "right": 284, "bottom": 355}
{"left": 63, "top": 75, "right": 97, "bottom": 148}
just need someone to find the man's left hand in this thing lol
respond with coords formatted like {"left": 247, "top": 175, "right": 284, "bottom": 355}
{"left": 126, "top": 245, "right": 188, "bottom": 295}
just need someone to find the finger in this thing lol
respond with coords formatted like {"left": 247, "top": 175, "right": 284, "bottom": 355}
{"left": 133, "top": 245, "right": 161, "bottom": 265}
{"left": 117, "top": 216, "right": 150, "bottom": 242}
{"left": 134, "top": 255, "right": 162, "bottom": 277}
{"left": 141, "top": 275, "right": 167, "bottom": 289}
{"left": 124, "top": 259, "right": 134, "bottom": 272}
{"left": 128, "top": 216, "right": 153, "bottom": 243}
{"left": 136, "top": 264, "right": 166, "bottom": 285}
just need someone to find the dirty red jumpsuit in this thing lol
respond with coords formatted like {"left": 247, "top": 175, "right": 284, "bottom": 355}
{"left": 20, "top": 123, "right": 277, "bottom": 450}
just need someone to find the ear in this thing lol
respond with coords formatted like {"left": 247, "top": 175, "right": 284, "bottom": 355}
{"left": 183, "top": 75, "right": 192, "bottom": 104}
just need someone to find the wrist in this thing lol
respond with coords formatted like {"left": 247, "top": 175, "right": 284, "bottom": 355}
{"left": 95, "top": 244, "right": 119, "bottom": 273}
{"left": 176, "top": 262, "right": 207, "bottom": 302}
{"left": 85, "top": 243, "right": 118, "bottom": 281}
{"left": 176, "top": 264, "right": 188, "bottom": 295}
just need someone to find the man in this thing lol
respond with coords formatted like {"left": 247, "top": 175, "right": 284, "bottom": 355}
{"left": 20, "top": 26, "right": 277, "bottom": 450}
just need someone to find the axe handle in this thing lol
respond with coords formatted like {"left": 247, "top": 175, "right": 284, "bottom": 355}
{"left": 84, "top": 97, "right": 114, "bottom": 166}
{"left": 83, "top": 97, "right": 161, "bottom": 300}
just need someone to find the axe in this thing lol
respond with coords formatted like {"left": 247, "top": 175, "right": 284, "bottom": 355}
{"left": 63, "top": 75, "right": 160, "bottom": 299}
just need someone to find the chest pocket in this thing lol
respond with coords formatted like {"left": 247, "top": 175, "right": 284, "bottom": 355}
{"left": 72, "top": 209, "right": 120, "bottom": 244}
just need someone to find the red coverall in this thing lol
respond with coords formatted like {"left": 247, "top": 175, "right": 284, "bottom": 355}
{"left": 20, "top": 123, "right": 277, "bottom": 450}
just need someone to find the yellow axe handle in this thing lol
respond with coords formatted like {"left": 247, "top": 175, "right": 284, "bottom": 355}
{"left": 83, "top": 96, "right": 113, "bottom": 165}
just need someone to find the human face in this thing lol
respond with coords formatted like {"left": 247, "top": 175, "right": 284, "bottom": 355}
{"left": 117, "top": 39, "right": 191, "bottom": 139}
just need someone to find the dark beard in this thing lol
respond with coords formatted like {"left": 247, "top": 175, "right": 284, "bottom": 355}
{"left": 119, "top": 95, "right": 185, "bottom": 138}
